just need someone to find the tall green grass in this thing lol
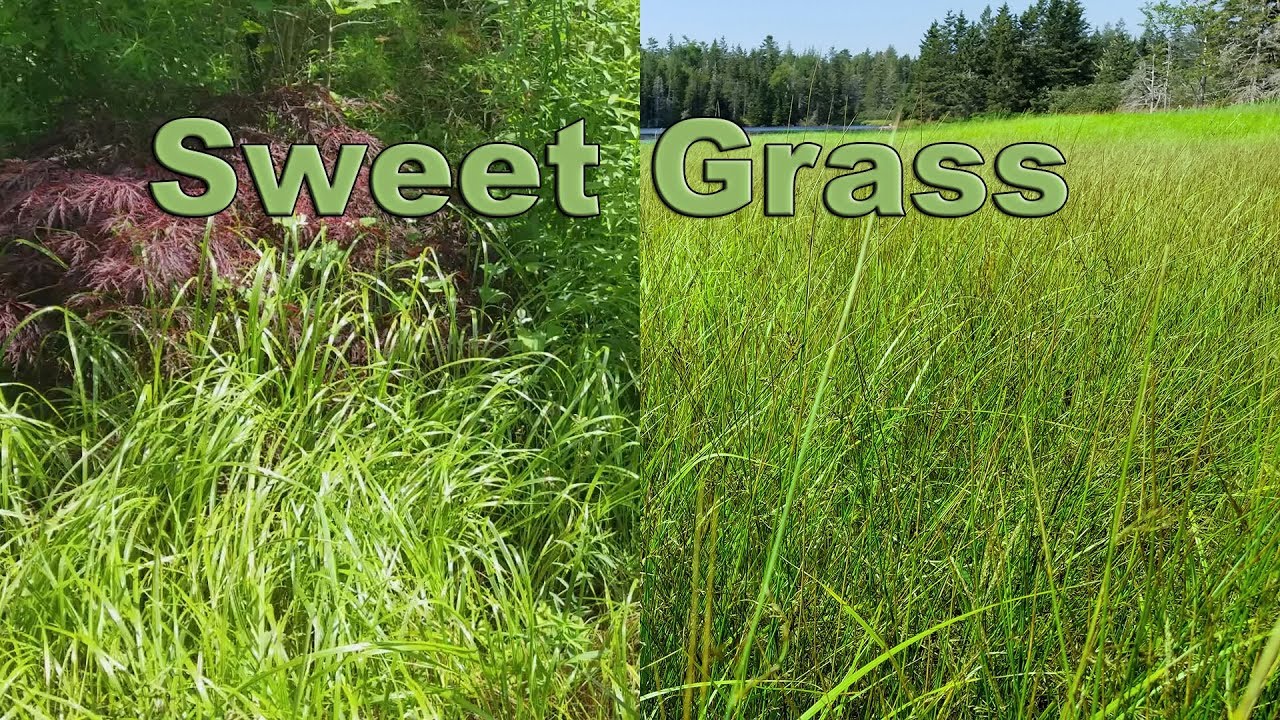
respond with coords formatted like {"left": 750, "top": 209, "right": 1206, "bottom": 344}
{"left": 0, "top": 238, "right": 637, "bottom": 718}
{"left": 642, "top": 105, "right": 1280, "bottom": 718}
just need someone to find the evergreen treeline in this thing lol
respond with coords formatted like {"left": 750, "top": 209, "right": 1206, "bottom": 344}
{"left": 641, "top": 36, "right": 912, "bottom": 127}
{"left": 642, "top": 0, "right": 1280, "bottom": 126}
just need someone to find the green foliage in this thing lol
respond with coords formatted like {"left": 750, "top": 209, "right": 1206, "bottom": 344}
{"left": 0, "top": 0, "right": 640, "bottom": 716}
{"left": 1125, "top": 0, "right": 1280, "bottom": 110}
{"left": 465, "top": 0, "right": 640, "bottom": 383}
{"left": 1048, "top": 81, "right": 1125, "bottom": 113}
{"left": 0, "top": 0, "right": 488, "bottom": 152}
{"left": 984, "top": 5, "right": 1027, "bottom": 114}
{"left": 0, "top": 1, "right": 247, "bottom": 143}
{"left": 1095, "top": 21, "right": 1140, "bottom": 84}
{"left": 913, "top": 20, "right": 960, "bottom": 120}
{"left": 1037, "top": 0, "right": 1097, "bottom": 90}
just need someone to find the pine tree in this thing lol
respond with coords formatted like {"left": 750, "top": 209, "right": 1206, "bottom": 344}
{"left": 951, "top": 11, "right": 988, "bottom": 115}
{"left": 877, "top": 46, "right": 903, "bottom": 118}
{"left": 1095, "top": 22, "right": 1139, "bottom": 84}
{"left": 914, "top": 20, "right": 958, "bottom": 119}
{"left": 986, "top": 4, "right": 1027, "bottom": 113}
{"left": 1019, "top": 0, "right": 1050, "bottom": 103}
{"left": 1040, "top": 0, "right": 1097, "bottom": 91}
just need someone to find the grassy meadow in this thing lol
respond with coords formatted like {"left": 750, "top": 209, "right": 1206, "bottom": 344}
{"left": 641, "top": 105, "right": 1280, "bottom": 718}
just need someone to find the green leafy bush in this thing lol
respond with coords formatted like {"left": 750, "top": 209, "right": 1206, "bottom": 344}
{"left": 1048, "top": 82, "right": 1124, "bottom": 114}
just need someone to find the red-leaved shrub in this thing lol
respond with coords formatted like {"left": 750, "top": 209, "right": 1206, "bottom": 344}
{"left": 0, "top": 86, "right": 472, "bottom": 370}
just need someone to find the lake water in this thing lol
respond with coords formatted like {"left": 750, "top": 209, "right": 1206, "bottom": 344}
{"left": 640, "top": 124, "right": 889, "bottom": 140}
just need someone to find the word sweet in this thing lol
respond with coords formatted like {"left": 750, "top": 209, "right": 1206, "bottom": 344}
{"left": 651, "top": 118, "right": 1068, "bottom": 219}
{"left": 149, "top": 118, "right": 600, "bottom": 218}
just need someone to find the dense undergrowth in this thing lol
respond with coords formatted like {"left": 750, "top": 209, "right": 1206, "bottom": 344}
{"left": 0, "top": 0, "right": 638, "bottom": 717}
{"left": 1, "top": 246, "right": 634, "bottom": 717}
{"left": 642, "top": 105, "right": 1280, "bottom": 719}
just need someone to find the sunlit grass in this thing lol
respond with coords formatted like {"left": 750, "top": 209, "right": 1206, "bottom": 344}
{"left": 641, "top": 104, "right": 1280, "bottom": 718}
{"left": 0, "top": 239, "right": 639, "bottom": 719}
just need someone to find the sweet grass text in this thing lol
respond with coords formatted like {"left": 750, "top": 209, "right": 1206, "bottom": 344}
{"left": 149, "top": 117, "right": 601, "bottom": 219}
{"left": 652, "top": 117, "right": 1069, "bottom": 219}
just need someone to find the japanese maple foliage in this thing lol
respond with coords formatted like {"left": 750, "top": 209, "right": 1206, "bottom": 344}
{"left": 0, "top": 86, "right": 471, "bottom": 369}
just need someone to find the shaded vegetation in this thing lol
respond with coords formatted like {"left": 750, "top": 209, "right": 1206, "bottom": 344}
{"left": 0, "top": 86, "right": 469, "bottom": 371}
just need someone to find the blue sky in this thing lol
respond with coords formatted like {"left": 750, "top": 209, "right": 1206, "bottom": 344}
{"left": 641, "top": 0, "right": 1148, "bottom": 55}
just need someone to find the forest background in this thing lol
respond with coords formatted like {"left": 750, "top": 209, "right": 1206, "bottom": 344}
{"left": 641, "top": 0, "right": 1280, "bottom": 125}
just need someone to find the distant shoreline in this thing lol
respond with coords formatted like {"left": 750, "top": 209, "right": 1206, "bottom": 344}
{"left": 640, "top": 124, "right": 892, "bottom": 140}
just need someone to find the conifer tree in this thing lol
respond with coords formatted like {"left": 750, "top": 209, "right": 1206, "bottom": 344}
{"left": 1040, "top": 0, "right": 1098, "bottom": 91}
{"left": 914, "top": 20, "right": 958, "bottom": 119}
{"left": 986, "top": 4, "right": 1028, "bottom": 113}
{"left": 1095, "top": 22, "right": 1140, "bottom": 84}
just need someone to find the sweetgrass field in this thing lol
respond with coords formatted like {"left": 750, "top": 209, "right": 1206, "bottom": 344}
{"left": 641, "top": 105, "right": 1280, "bottom": 718}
